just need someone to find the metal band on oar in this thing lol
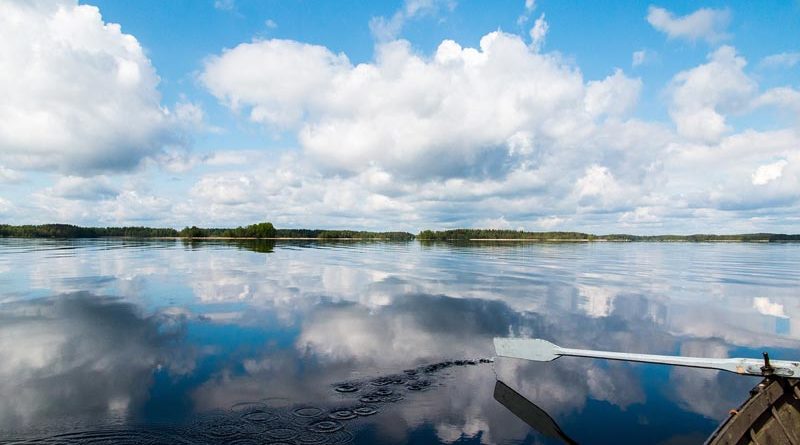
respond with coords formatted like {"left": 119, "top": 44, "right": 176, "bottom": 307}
{"left": 493, "top": 337, "right": 800, "bottom": 378}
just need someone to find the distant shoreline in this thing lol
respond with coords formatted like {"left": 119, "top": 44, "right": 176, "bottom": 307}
{"left": 1, "top": 223, "right": 798, "bottom": 243}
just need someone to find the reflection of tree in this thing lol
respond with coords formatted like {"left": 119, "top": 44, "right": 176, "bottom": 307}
{"left": 0, "top": 293, "right": 192, "bottom": 431}
{"left": 179, "top": 239, "right": 277, "bottom": 253}
{"left": 230, "top": 239, "right": 276, "bottom": 253}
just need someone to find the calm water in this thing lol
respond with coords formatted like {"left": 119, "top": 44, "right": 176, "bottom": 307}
{"left": 0, "top": 239, "right": 798, "bottom": 444}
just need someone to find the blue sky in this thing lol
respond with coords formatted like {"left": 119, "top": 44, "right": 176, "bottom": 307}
{"left": 0, "top": 0, "right": 798, "bottom": 233}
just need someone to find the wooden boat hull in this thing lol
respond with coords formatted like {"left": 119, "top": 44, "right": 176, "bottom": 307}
{"left": 706, "top": 378, "right": 800, "bottom": 445}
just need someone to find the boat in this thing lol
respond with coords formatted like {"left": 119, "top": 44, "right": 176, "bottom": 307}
{"left": 493, "top": 337, "right": 800, "bottom": 445}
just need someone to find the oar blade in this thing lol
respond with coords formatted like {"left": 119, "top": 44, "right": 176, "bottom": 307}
{"left": 494, "top": 337, "right": 561, "bottom": 362}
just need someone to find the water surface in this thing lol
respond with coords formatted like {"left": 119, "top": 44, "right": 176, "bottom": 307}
{"left": 0, "top": 239, "right": 798, "bottom": 444}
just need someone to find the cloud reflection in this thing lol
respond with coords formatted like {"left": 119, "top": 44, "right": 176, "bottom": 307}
{"left": 0, "top": 292, "right": 192, "bottom": 432}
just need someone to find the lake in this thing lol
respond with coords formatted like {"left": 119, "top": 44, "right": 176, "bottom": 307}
{"left": 0, "top": 239, "right": 798, "bottom": 444}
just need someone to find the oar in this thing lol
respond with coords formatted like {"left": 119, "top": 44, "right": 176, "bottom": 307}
{"left": 494, "top": 380, "right": 579, "bottom": 445}
{"left": 493, "top": 337, "right": 800, "bottom": 378}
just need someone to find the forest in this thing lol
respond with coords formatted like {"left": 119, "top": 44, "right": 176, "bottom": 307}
{"left": 1, "top": 224, "right": 798, "bottom": 242}
{"left": 0, "top": 223, "right": 414, "bottom": 240}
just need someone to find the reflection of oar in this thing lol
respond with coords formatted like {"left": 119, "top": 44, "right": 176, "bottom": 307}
{"left": 494, "top": 338, "right": 800, "bottom": 378}
{"left": 494, "top": 380, "right": 579, "bottom": 445}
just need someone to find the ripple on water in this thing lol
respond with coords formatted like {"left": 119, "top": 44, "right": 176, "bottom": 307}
{"left": 369, "top": 377, "right": 393, "bottom": 387}
{"left": 230, "top": 401, "right": 269, "bottom": 412}
{"left": 406, "top": 379, "right": 432, "bottom": 391}
{"left": 192, "top": 418, "right": 249, "bottom": 442}
{"left": 241, "top": 409, "right": 279, "bottom": 423}
{"left": 29, "top": 429, "right": 186, "bottom": 445}
{"left": 353, "top": 406, "right": 378, "bottom": 416}
{"left": 297, "top": 430, "right": 354, "bottom": 445}
{"left": 334, "top": 383, "right": 359, "bottom": 393}
{"left": 293, "top": 407, "right": 325, "bottom": 418}
{"left": 307, "top": 420, "right": 344, "bottom": 434}
{"left": 265, "top": 427, "right": 300, "bottom": 440}
{"left": 358, "top": 395, "right": 382, "bottom": 404}
{"left": 373, "top": 388, "right": 393, "bottom": 396}
{"left": 328, "top": 409, "right": 357, "bottom": 421}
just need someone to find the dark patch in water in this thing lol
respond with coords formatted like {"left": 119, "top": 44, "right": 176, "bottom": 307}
{"left": 11, "top": 358, "right": 492, "bottom": 444}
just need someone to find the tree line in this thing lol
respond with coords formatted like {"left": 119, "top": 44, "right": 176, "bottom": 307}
{"left": 0, "top": 223, "right": 414, "bottom": 241}
{"left": 0, "top": 224, "right": 178, "bottom": 238}
{"left": 1, "top": 224, "right": 797, "bottom": 242}
{"left": 417, "top": 229, "right": 800, "bottom": 242}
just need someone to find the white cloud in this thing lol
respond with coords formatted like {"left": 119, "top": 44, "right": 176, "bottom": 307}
{"left": 524, "top": 0, "right": 535, "bottom": 11}
{"left": 213, "top": 0, "right": 235, "bottom": 11}
{"left": 535, "top": 216, "right": 566, "bottom": 229}
{"left": 752, "top": 160, "right": 788, "bottom": 185}
{"left": 632, "top": 50, "right": 646, "bottom": 67}
{"left": 753, "top": 297, "right": 786, "bottom": 318}
{"left": 265, "top": 19, "right": 277, "bottom": 29}
{"left": 0, "top": 1, "right": 182, "bottom": 175}
{"left": 760, "top": 52, "right": 800, "bottom": 69}
{"left": 191, "top": 175, "right": 260, "bottom": 205}
{"left": 753, "top": 87, "right": 800, "bottom": 114}
{"left": 0, "top": 197, "right": 12, "bottom": 215}
{"left": 48, "top": 176, "right": 119, "bottom": 201}
{"left": 646, "top": 6, "right": 730, "bottom": 44}
{"left": 528, "top": 13, "right": 548, "bottom": 51}
{"left": 196, "top": 28, "right": 800, "bottom": 233}
{"left": 585, "top": 69, "right": 642, "bottom": 117}
{"left": 631, "top": 49, "right": 657, "bottom": 67}
{"left": 669, "top": 46, "right": 756, "bottom": 142}
{"left": 369, "top": 0, "right": 455, "bottom": 42}
{"left": 517, "top": 0, "right": 537, "bottom": 25}
{"left": 0, "top": 166, "right": 24, "bottom": 184}
{"left": 474, "top": 216, "right": 512, "bottom": 230}
{"left": 619, "top": 207, "right": 661, "bottom": 225}
{"left": 203, "top": 32, "right": 602, "bottom": 179}
{"left": 202, "top": 39, "right": 350, "bottom": 128}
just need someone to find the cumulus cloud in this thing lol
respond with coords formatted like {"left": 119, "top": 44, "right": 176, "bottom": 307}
{"left": 7, "top": 2, "right": 800, "bottom": 232}
{"left": 752, "top": 160, "right": 788, "bottom": 186}
{"left": 585, "top": 69, "right": 642, "bottom": 117}
{"left": 29, "top": 186, "right": 175, "bottom": 226}
{"left": 49, "top": 176, "right": 119, "bottom": 201}
{"left": 202, "top": 31, "right": 646, "bottom": 183}
{"left": 646, "top": 6, "right": 731, "bottom": 43}
{"left": 752, "top": 297, "right": 786, "bottom": 318}
{"left": 0, "top": 0, "right": 184, "bottom": 175}
{"left": 668, "top": 46, "right": 755, "bottom": 142}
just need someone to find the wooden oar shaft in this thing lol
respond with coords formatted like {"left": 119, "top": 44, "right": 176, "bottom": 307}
{"left": 557, "top": 347, "right": 748, "bottom": 374}
{"left": 494, "top": 337, "right": 800, "bottom": 378}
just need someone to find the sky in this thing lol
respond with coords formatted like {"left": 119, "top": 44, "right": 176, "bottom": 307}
{"left": 0, "top": 0, "right": 798, "bottom": 234}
